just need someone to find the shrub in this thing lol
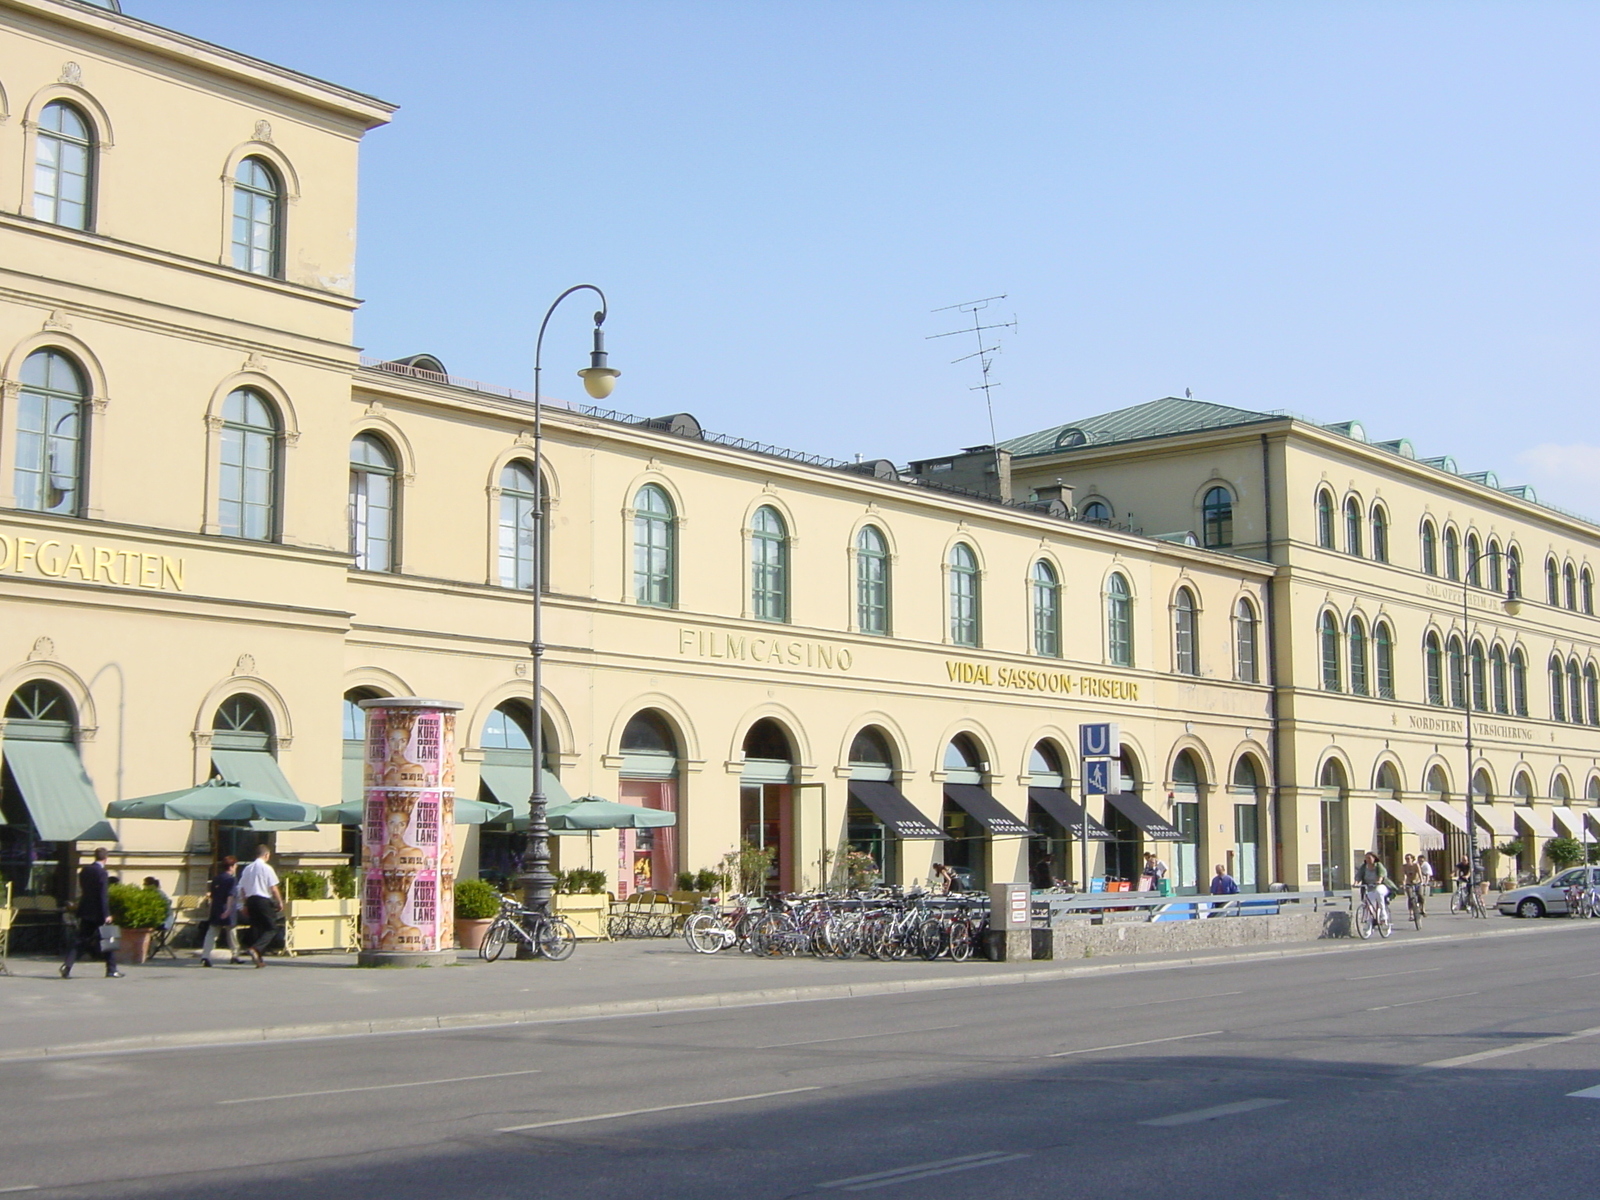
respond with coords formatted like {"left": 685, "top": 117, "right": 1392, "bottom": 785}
{"left": 692, "top": 868, "right": 721, "bottom": 893}
{"left": 454, "top": 878, "right": 502, "bottom": 920}
{"left": 676, "top": 872, "right": 696, "bottom": 892}
{"left": 722, "top": 843, "right": 776, "bottom": 895}
{"left": 558, "top": 868, "right": 607, "bottom": 894}
{"left": 1547, "top": 836, "right": 1585, "bottom": 869}
{"left": 109, "top": 883, "right": 169, "bottom": 930}
{"left": 284, "top": 870, "right": 328, "bottom": 901}
{"left": 329, "top": 864, "right": 357, "bottom": 900}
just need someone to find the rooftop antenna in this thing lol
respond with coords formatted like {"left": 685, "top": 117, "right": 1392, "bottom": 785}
{"left": 928, "top": 295, "right": 1017, "bottom": 491}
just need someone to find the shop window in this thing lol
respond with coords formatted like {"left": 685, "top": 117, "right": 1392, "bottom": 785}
{"left": 855, "top": 525, "right": 890, "bottom": 635}
{"left": 349, "top": 434, "right": 398, "bottom": 572}
{"left": 1375, "top": 621, "right": 1396, "bottom": 699}
{"left": 633, "top": 484, "right": 676, "bottom": 607}
{"left": 1031, "top": 559, "right": 1061, "bottom": 658}
{"left": 1173, "top": 587, "right": 1197, "bottom": 676}
{"left": 1202, "top": 486, "right": 1232, "bottom": 549}
{"left": 1106, "top": 573, "right": 1132, "bottom": 667}
{"left": 14, "top": 349, "right": 87, "bottom": 516}
{"left": 1235, "top": 598, "right": 1259, "bottom": 683}
{"left": 750, "top": 505, "right": 789, "bottom": 622}
{"left": 948, "top": 543, "right": 980, "bottom": 647}
{"left": 35, "top": 100, "right": 94, "bottom": 230}
{"left": 231, "top": 156, "right": 283, "bottom": 277}
{"left": 219, "top": 388, "right": 279, "bottom": 541}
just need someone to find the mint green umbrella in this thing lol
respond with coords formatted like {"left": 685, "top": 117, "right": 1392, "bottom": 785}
{"left": 109, "top": 780, "right": 322, "bottom": 824}
{"left": 546, "top": 796, "right": 676, "bottom": 830}
{"left": 317, "top": 797, "right": 513, "bottom": 826}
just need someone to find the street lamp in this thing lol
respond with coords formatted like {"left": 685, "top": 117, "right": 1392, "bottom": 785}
{"left": 1461, "top": 550, "right": 1521, "bottom": 896}
{"left": 518, "top": 286, "right": 618, "bottom": 925}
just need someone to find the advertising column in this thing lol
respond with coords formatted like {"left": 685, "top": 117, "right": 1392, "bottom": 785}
{"left": 358, "top": 698, "right": 463, "bottom": 967}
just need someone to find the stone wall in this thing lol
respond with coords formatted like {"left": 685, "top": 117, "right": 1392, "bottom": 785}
{"left": 1041, "top": 908, "right": 1349, "bottom": 960}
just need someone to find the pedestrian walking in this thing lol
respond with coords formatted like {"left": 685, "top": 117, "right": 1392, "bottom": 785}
{"left": 1209, "top": 865, "right": 1240, "bottom": 895}
{"left": 236, "top": 844, "right": 282, "bottom": 968}
{"left": 60, "top": 847, "right": 122, "bottom": 979}
{"left": 199, "top": 856, "right": 242, "bottom": 966}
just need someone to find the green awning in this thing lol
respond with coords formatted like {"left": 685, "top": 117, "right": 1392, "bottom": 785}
{"left": 211, "top": 748, "right": 300, "bottom": 802}
{"left": 1, "top": 739, "right": 115, "bottom": 842}
{"left": 478, "top": 764, "right": 572, "bottom": 818}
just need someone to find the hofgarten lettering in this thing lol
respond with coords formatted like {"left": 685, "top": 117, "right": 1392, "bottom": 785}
{"left": 0, "top": 532, "right": 185, "bottom": 591}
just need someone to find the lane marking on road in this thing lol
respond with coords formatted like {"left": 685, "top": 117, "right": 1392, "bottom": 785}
{"left": 1573, "top": 971, "right": 1600, "bottom": 979}
{"left": 1140, "top": 1098, "right": 1286, "bottom": 1127}
{"left": 1349, "top": 967, "right": 1441, "bottom": 980}
{"left": 1125, "top": 991, "right": 1242, "bottom": 1007}
{"left": 1566, "top": 1084, "right": 1600, "bottom": 1099}
{"left": 221, "top": 1069, "right": 541, "bottom": 1104}
{"left": 0, "top": 1187, "right": 40, "bottom": 1194}
{"left": 759, "top": 1025, "right": 960, "bottom": 1049}
{"left": 1046, "top": 1030, "right": 1224, "bottom": 1058}
{"left": 497, "top": 1086, "right": 821, "bottom": 1132}
{"left": 1422, "top": 1025, "right": 1600, "bottom": 1069}
{"left": 820, "top": 1151, "right": 1031, "bottom": 1190}
{"left": 1367, "top": 991, "right": 1479, "bottom": 1011}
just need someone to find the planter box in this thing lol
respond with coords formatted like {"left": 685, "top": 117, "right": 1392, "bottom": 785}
{"left": 454, "top": 918, "right": 493, "bottom": 951}
{"left": 283, "top": 898, "right": 359, "bottom": 955}
{"left": 119, "top": 927, "right": 153, "bottom": 965}
{"left": 552, "top": 892, "right": 609, "bottom": 940}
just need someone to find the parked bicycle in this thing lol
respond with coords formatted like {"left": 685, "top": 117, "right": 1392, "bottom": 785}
{"left": 480, "top": 894, "right": 576, "bottom": 961}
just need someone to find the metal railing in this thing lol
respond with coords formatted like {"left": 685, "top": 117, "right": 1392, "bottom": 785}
{"left": 1040, "top": 889, "right": 1343, "bottom": 924}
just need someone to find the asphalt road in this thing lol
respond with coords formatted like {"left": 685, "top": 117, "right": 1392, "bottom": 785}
{"left": 4, "top": 926, "right": 1597, "bottom": 1198}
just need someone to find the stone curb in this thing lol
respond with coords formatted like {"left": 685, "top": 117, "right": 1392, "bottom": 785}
{"left": 0, "top": 917, "right": 1583, "bottom": 1062}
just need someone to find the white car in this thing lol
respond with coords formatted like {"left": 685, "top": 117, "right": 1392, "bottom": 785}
{"left": 1497, "top": 865, "right": 1600, "bottom": 918}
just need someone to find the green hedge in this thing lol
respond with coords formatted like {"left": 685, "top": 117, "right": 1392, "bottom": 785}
{"left": 454, "top": 878, "right": 502, "bottom": 920}
{"left": 109, "top": 883, "right": 168, "bottom": 930}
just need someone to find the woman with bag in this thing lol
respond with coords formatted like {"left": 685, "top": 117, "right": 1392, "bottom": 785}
{"left": 199, "top": 856, "right": 242, "bottom": 966}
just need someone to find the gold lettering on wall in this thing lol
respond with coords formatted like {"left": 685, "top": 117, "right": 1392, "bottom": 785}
{"left": 677, "top": 627, "right": 855, "bottom": 672}
{"left": 944, "top": 659, "right": 1140, "bottom": 701}
{"left": 0, "top": 531, "right": 187, "bottom": 593}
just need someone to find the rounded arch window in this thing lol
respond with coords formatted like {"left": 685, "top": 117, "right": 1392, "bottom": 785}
{"left": 742, "top": 718, "right": 794, "bottom": 764}
{"left": 633, "top": 484, "right": 676, "bottom": 607}
{"left": 1491, "top": 645, "right": 1509, "bottom": 713}
{"left": 1348, "top": 615, "right": 1369, "bottom": 696}
{"left": 1421, "top": 521, "right": 1438, "bottom": 576}
{"left": 1235, "top": 598, "right": 1259, "bottom": 683}
{"left": 1551, "top": 655, "right": 1568, "bottom": 722}
{"left": 4, "top": 680, "right": 77, "bottom": 737}
{"left": 1512, "top": 772, "right": 1534, "bottom": 802}
{"left": 1424, "top": 632, "right": 1444, "bottom": 705}
{"left": 1547, "top": 557, "right": 1561, "bottom": 605}
{"left": 349, "top": 434, "right": 398, "bottom": 572}
{"left": 1031, "top": 559, "right": 1061, "bottom": 658}
{"left": 1319, "top": 611, "right": 1341, "bottom": 691}
{"left": 232, "top": 155, "right": 283, "bottom": 276}
{"left": 848, "top": 726, "right": 896, "bottom": 781}
{"left": 1344, "top": 496, "right": 1362, "bottom": 555}
{"left": 1374, "top": 620, "right": 1395, "bottom": 699}
{"left": 1029, "top": 740, "right": 1066, "bottom": 787}
{"left": 1465, "top": 533, "right": 1482, "bottom": 586}
{"left": 497, "top": 460, "right": 542, "bottom": 590}
{"left": 1081, "top": 500, "right": 1111, "bottom": 524}
{"left": 1553, "top": 774, "right": 1572, "bottom": 802}
{"left": 1589, "top": 776, "right": 1600, "bottom": 804}
{"left": 1118, "top": 748, "right": 1141, "bottom": 792}
{"left": 1584, "top": 567, "right": 1596, "bottom": 615}
{"left": 1232, "top": 756, "right": 1261, "bottom": 791}
{"left": 36, "top": 100, "right": 94, "bottom": 229}
{"left": 855, "top": 525, "right": 890, "bottom": 635}
{"left": 1510, "top": 647, "right": 1529, "bottom": 715}
{"left": 750, "top": 505, "right": 789, "bottom": 623}
{"left": 1173, "top": 588, "right": 1198, "bottom": 676}
{"left": 620, "top": 709, "right": 679, "bottom": 779}
{"left": 1369, "top": 505, "right": 1389, "bottom": 562}
{"left": 1486, "top": 538, "right": 1504, "bottom": 591}
{"left": 1319, "top": 759, "right": 1348, "bottom": 791}
{"left": 1446, "top": 636, "right": 1466, "bottom": 709}
{"left": 943, "top": 733, "right": 986, "bottom": 782}
{"left": 1566, "top": 562, "right": 1579, "bottom": 611}
{"left": 1469, "top": 639, "right": 1488, "bottom": 711}
{"left": 948, "top": 543, "right": 980, "bottom": 647}
{"left": 1202, "top": 486, "right": 1232, "bottom": 549}
{"left": 341, "top": 686, "right": 384, "bottom": 742}
{"left": 15, "top": 349, "right": 88, "bottom": 516}
{"left": 220, "top": 388, "right": 280, "bottom": 541}
{"left": 1316, "top": 489, "right": 1335, "bottom": 548}
{"left": 1424, "top": 764, "right": 1450, "bottom": 796}
{"left": 482, "top": 700, "right": 534, "bottom": 751}
{"left": 1106, "top": 573, "right": 1133, "bottom": 667}
{"left": 1375, "top": 761, "right": 1401, "bottom": 795}
{"left": 1444, "top": 527, "right": 1461, "bottom": 581}
{"left": 1172, "top": 750, "right": 1202, "bottom": 792}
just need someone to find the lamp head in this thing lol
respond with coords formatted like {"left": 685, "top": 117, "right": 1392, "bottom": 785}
{"left": 578, "top": 320, "right": 619, "bottom": 400}
{"left": 1503, "top": 593, "right": 1523, "bottom": 618}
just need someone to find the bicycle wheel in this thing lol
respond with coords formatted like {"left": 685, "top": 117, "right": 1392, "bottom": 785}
{"left": 684, "top": 913, "right": 724, "bottom": 954}
{"left": 481, "top": 917, "right": 511, "bottom": 962}
{"left": 1449, "top": 889, "right": 1463, "bottom": 915}
{"left": 1355, "top": 902, "right": 1374, "bottom": 939}
{"left": 917, "top": 917, "right": 946, "bottom": 960}
{"left": 1408, "top": 891, "right": 1421, "bottom": 930}
{"left": 947, "top": 919, "right": 974, "bottom": 962}
{"left": 1377, "top": 904, "right": 1392, "bottom": 939}
{"left": 537, "top": 917, "right": 577, "bottom": 961}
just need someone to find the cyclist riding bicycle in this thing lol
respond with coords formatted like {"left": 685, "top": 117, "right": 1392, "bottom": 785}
{"left": 1355, "top": 852, "right": 1390, "bottom": 913}
{"left": 1400, "top": 853, "right": 1426, "bottom": 916}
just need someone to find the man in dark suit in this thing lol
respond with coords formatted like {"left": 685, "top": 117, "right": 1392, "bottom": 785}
{"left": 60, "top": 846, "right": 122, "bottom": 979}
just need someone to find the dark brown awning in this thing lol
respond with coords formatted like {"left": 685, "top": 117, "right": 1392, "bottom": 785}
{"left": 847, "top": 781, "right": 943, "bottom": 839}
{"left": 1104, "top": 792, "right": 1182, "bottom": 840}
{"left": 943, "top": 784, "right": 1031, "bottom": 837}
{"left": 1029, "top": 787, "right": 1112, "bottom": 841}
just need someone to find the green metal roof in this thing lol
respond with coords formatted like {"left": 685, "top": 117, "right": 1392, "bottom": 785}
{"left": 1000, "top": 397, "right": 1278, "bottom": 458}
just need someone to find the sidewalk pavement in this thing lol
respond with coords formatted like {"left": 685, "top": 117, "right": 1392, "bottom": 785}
{"left": 0, "top": 912, "right": 1585, "bottom": 1060}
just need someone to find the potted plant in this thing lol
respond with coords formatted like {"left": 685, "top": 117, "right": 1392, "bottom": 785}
{"left": 671, "top": 867, "right": 722, "bottom": 906}
{"left": 453, "top": 878, "right": 501, "bottom": 950}
{"left": 282, "top": 870, "right": 358, "bottom": 954}
{"left": 552, "top": 868, "right": 609, "bottom": 939}
{"left": 109, "top": 883, "right": 167, "bottom": 964}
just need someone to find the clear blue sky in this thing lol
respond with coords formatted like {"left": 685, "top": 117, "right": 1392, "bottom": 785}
{"left": 136, "top": 1, "right": 1600, "bottom": 516}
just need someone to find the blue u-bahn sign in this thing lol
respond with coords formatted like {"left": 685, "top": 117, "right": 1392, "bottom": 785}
{"left": 1079, "top": 722, "right": 1119, "bottom": 760}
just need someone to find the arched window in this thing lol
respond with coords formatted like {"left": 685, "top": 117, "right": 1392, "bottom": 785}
{"left": 5, "top": 680, "right": 75, "bottom": 728}
{"left": 1554, "top": 774, "right": 1572, "bottom": 803}
{"left": 1424, "top": 765, "right": 1450, "bottom": 797}
{"left": 1106, "top": 573, "right": 1132, "bottom": 666}
{"left": 1421, "top": 521, "right": 1438, "bottom": 576}
{"left": 1320, "top": 611, "right": 1341, "bottom": 691}
{"left": 1466, "top": 533, "right": 1482, "bottom": 586}
{"left": 1511, "top": 647, "right": 1529, "bottom": 716}
{"left": 1547, "top": 557, "right": 1561, "bottom": 605}
{"left": 1487, "top": 539, "right": 1503, "bottom": 592}
{"left": 1586, "top": 662, "right": 1599, "bottom": 727}
{"left": 14, "top": 349, "right": 87, "bottom": 515}
{"left": 1173, "top": 587, "right": 1198, "bottom": 675}
{"left": 1082, "top": 500, "right": 1111, "bottom": 524}
{"left": 1375, "top": 761, "right": 1402, "bottom": 795}
{"left": 1233, "top": 756, "right": 1261, "bottom": 790}
{"left": 1491, "top": 645, "right": 1508, "bottom": 714}
{"left": 633, "top": 484, "right": 675, "bottom": 607}
{"left": 948, "top": 543, "right": 980, "bottom": 647}
{"left": 1029, "top": 740, "right": 1066, "bottom": 787}
{"left": 1344, "top": 497, "right": 1362, "bottom": 556}
{"left": 1316, "top": 489, "right": 1335, "bottom": 548}
{"left": 849, "top": 726, "right": 896, "bottom": 780}
{"left": 1508, "top": 546, "right": 1523, "bottom": 598}
{"left": 219, "top": 388, "right": 278, "bottom": 540}
{"left": 349, "top": 434, "right": 397, "bottom": 571}
{"left": 1444, "top": 527, "right": 1460, "bottom": 581}
{"left": 1569, "top": 658, "right": 1584, "bottom": 725}
{"left": 1424, "top": 632, "right": 1444, "bottom": 706}
{"left": 1375, "top": 621, "right": 1395, "bottom": 699}
{"left": 1348, "top": 616, "right": 1368, "bottom": 696}
{"left": 1370, "top": 506, "right": 1389, "bottom": 563}
{"left": 1447, "top": 635, "right": 1466, "bottom": 709}
{"left": 35, "top": 101, "right": 93, "bottom": 229}
{"left": 213, "top": 693, "right": 273, "bottom": 738}
{"left": 497, "top": 461, "right": 539, "bottom": 589}
{"left": 943, "top": 733, "right": 986, "bottom": 781}
{"left": 231, "top": 156, "right": 283, "bottom": 277}
{"left": 1565, "top": 562, "right": 1579, "bottom": 611}
{"left": 1235, "top": 598, "right": 1259, "bottom": 683}
{"left": 1470, "top": 639, "right": 1487, "bottom": 711}
{"left": 1584, "top": 568, "right": 1596, "bottom": 616}
{"left": 1202, "top": 486, "right": 1232, "bottom": 549}
{"left": 1475, "top": 770, "right": 1495, "bottom": 805}
{"left": 1031, "top": 559, "right": 1061, "bottom": 657}
{"left": 482, "top": 700, "right": 534, "bottom": 751}
{"left": 1551, "top": 655, "right": 1567, "bottom": 722}
{"left": 750, "top": 505, "right": 789, "bottom": 622}
{"left": 1512, "top": 773, "right": 1533, "bottom": 804}
{"left": 855, "top": 525, "right": 890, "bottom": 635}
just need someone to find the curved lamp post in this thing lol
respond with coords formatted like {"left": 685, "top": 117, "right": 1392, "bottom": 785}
{"left": 1460, "top": 551, "right": 1521, "bottom": 893}
{"left": 519, "top": 285, "right": 618, "bottom": 924}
